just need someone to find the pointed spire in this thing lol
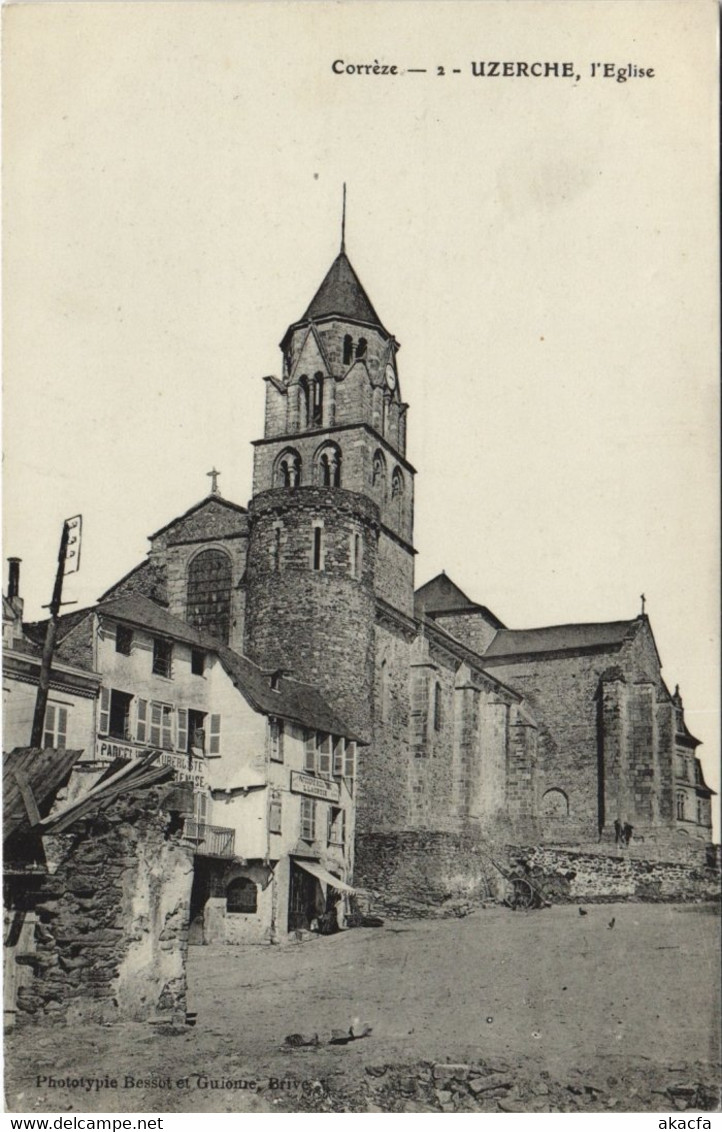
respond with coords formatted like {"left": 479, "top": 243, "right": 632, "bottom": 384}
{"left": 341, "top": 183, "right": 347, "bottom": 253}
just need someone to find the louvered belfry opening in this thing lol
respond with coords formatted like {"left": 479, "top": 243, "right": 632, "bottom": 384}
{"left": 186, "top": 549, "right": 232, "bottom": 645}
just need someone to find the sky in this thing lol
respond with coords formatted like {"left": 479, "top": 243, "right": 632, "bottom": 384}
{"left": 3, "top": 1, "right": 719, "bottom": 822}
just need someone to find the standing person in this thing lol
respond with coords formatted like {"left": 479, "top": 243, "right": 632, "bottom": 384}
{"left": 614, "top": 819, "right": 622, "bottom": 845}
{"left": 334, "top": 892, "right": 347, "bottom": 932}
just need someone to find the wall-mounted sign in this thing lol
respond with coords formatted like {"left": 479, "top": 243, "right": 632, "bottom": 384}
{"left": 290, "top": 771, "right": 340, "bottom": 803}
{"left": 94, "top": 738, "right": 206, "bottom": 787}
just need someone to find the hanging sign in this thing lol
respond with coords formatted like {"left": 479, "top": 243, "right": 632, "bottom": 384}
{"left": 63, "top": 515, "right": 83, "bottom": 575}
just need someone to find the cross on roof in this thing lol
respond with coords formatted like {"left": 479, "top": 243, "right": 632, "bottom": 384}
{"left": 207, "top": 467, "right": 221, "bottom": 496}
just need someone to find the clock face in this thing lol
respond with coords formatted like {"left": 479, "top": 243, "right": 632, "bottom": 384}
{"left": 385, "top": 365, "right": 397, "bottom": 391}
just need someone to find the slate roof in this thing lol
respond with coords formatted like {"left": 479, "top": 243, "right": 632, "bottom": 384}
{"left": 97, "top": 559, "right": 169, "bottom": 605}
{"left": 96, "top": 594, "right": 213, "bottom": 648}
{"left": 301, "top": 252, "right": 389, "bottom": 336}
{"left": 96, "top": 594, "right": 362, "bottom": 741}
{"left": 217, "top": 647, "right": 364, "bottom": 743}
{"left": 484, "top": 620, "right": 638, "bottom": 660}
{"left": 415, "top": 572, "right": 506, "bottom": 628}
{"left": 23, "top": 606, "right": 96, "bottom": 648}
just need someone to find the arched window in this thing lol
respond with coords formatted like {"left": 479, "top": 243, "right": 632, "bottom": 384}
{"left": 343, "top": 335, "right": 354, "bottom": 365}
{"left": 433, "top": 682, "right": 443, "bottom": 731}
{"left": 541, "top": 788, "right": 570, "bottom": 818}
{"left": 186, "top": 549, "right": 232, "bottom": 644}
{"left": 315, "top": 443, "right": 341, "bottom": 487}
{"left": 274, "top": 448, "right": 301, "bottom": 489}
{"left": 226, "top": 876, "right": 257, "bottom": 914}
{"left": 312, "top": 373, "right": 323, "bottom": 427}
{"left": 299, "top": 376, "right": 311, "bottom": 429}
{"left": 676, "top": 791, "right": 685, "bottom": 821}
{"left": 372, "top": 450, "right": 386, "bottom": 495}
{"left": 355, "top": 338, "right": 367, "bottom": 360}
{"left": 391, "top": 467, "right": 404, "bottom": 525}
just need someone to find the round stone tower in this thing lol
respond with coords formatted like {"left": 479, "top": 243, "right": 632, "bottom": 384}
{"left": 244, "top": 486, "right": 379, "bottom": 741}
{"left": 243, "top": 228, "right": 416, "bottom": 747}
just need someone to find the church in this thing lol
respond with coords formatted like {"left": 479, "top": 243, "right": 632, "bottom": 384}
{"left": 5, "top": 219, "right": 714, "bottom": 926}
{"left": 94, "top": 221, "right": 713, "bottom": 901}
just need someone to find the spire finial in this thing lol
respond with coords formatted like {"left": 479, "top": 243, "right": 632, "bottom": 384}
{"left": 341, "top": 183, "right": 346, "bottom": 253}
{"left": 640, "top": 593, "right": 646, "bottom": 616}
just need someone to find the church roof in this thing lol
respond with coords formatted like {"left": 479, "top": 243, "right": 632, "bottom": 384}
{"left": 148, "top": 494, "right": 247, "bottom": 542}
{"left": 300, "top": 252, "right": 389, "bottom": 336}
{"left": 483, "top": 619, "right": 638, "bottom": 660}
{"left": 415, "top": 573, "right": 506, "bottom": 627}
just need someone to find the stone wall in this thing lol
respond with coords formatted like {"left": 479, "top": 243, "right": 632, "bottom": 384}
{"left": 15, "top": 784, "right": 194, "bottom": 1025}
{"left": 355, "top": 832, "right": 720, "bottom": 917}
{"left": 358, "top": 619, "right": 414, "bottom": 833}
{"left": 509, "top": 845, "right": 722, "bottom": 904}
{"left": 355, "top": 831, "right": 505, "bottom": 917}
{"left": 482, "top": 620, "right": 685, "bottom": 844}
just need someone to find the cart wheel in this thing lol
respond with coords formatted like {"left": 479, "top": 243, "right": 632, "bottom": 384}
{"left": 512, "top": 878, "right": 535, "bottom": 909}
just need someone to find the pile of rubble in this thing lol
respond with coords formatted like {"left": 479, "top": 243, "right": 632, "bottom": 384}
{"left": 279, "top": 1058, "right": 721, "bottom": 1114}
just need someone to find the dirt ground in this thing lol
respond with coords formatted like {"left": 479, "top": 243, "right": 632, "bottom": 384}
{"left": 5, "top": 901, "right": 721, "bottom": 1114}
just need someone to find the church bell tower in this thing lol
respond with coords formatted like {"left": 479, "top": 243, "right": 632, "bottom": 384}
{"left": 243, "top": 205, "right": 416, "bottom": 740}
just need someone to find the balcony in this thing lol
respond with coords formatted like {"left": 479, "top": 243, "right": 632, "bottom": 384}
{"left": 183, "top": 819, "right": 236, "bottom": 859}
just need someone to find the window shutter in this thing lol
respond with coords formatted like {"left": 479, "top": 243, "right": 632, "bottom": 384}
{"left": 269, "top": 797, "right": 282, "bottom": 834}
{"left": 318, "top": 734, "right": 331, "bottom": 777}
{"left": 161, "top": 706, "right": 173, "bottom": 750}
{"left": 99, "top": 687, "right": 110, "bottom": 734}
{"left": 209, "top": 714, "right": 221, "bottom": 755}
{"left": 301, "top": 797, "right": 315, "bottom": 841}
{"left": 304, "top": 731, "right": 316, "bottom": 773}
{"left": 149, "top": 702, "right": 162, "bottom": 747}
{"left": 136, "top": 698, "right": 148, "bottom": 743}
{"left": 57, "top": 707, "right": 68, "bottom": 748}
{"left": 344, "top": 741, "right": 356, "bottom": 781}
{"left": 43, "top": 704, "right": 56, "bottom": 747}
{"left": 333, "top": 737, "right": 344, "bottom": 777}
{"left": 339, "top": 808, "right": 346, "bottom": 846}
{"left": 177, "top": 708, "right": 188, "bottom": 753}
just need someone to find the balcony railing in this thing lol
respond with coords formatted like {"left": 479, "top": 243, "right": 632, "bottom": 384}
{"left": 183, "top": 819, "right": 235, "bottom": 859}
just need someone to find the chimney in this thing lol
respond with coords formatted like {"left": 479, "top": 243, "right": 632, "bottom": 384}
{"left": 7, "top": 557, "right": 21, "bottom": 600}
{"left": 7, "top": 557, "right": 24, "bottom": 622}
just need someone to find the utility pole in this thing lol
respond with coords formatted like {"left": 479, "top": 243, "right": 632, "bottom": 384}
{"left": 30, "top": 517, "right": 80, "bottom": 748}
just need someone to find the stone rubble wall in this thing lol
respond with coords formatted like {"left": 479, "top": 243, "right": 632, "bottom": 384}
{"left": 15, "top": 784, "right": 194, "bottom": 1025}
{"left": 510, "top": 845, "right": 721, "bottom": 904}
{"left": 356, "top": 831, "right": 720, "bottom": 918}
